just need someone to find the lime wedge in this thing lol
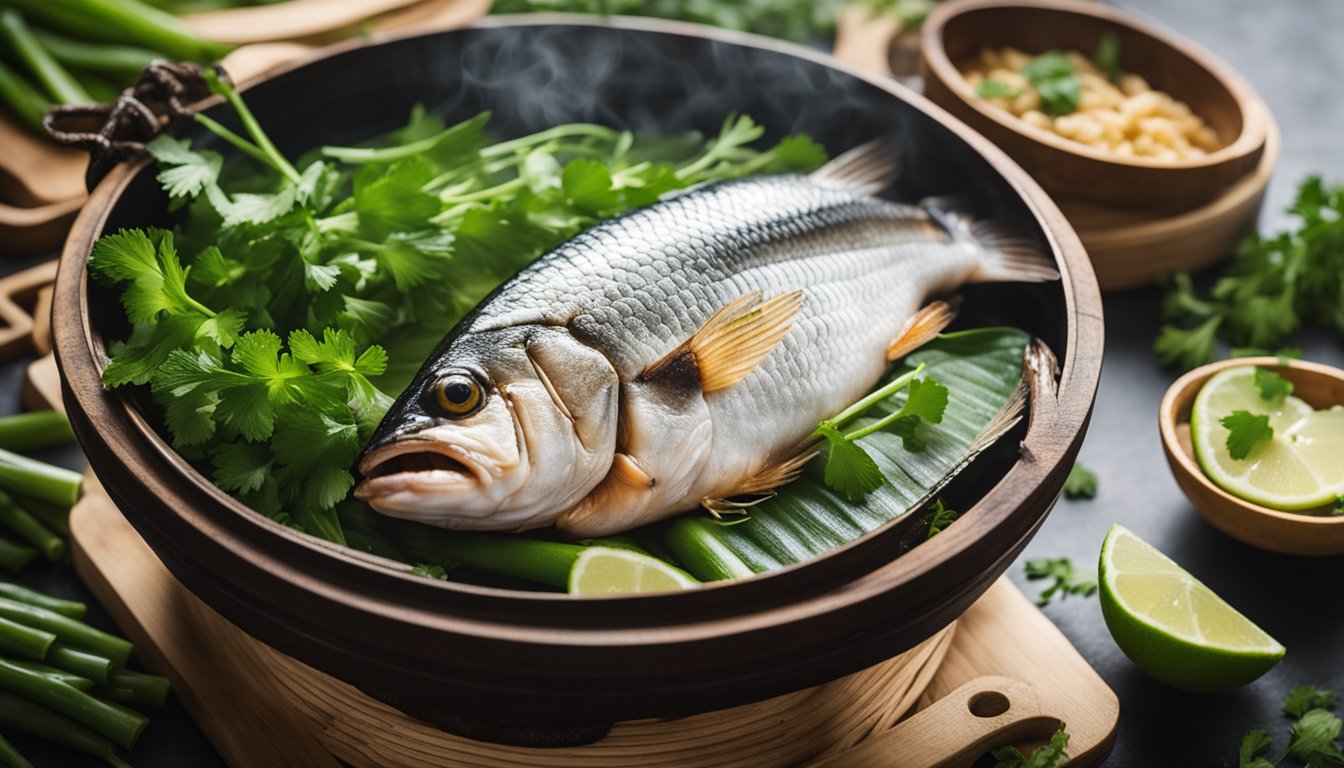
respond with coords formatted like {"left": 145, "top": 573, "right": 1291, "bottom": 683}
{"left": 1191, "top": 366, "right": 1344, "bottom": 510}
{"left": 568, "top": 547, "right": 700, "bottom": 596}
{"left": 1099, "top": 524, "right": 1284, "bottom": 692}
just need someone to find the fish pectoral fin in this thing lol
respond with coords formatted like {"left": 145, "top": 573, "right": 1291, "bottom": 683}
{"left": 643, "top": 289, "right": 805, "bottom": 394}
{"left": 557, "top": 453, "right": 656, "bottom": 537}
{"left": 886, "top": 300, "right": 958, "bottom": 361}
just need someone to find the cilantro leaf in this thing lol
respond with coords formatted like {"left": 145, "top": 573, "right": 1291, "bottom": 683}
{"left": 1221, "top": 410, "right": 1274, "bottom": 460}
{"left": 1254, "top": 367, "right": 1294, "bottom": 402}
{"left": 1024, "top": 558, "right": 1097, "bottom": 607}
{"left": 992, "top": 722, "right": 1070, "bottom": 768}
{"left": 1287, "top": 686, "right": 1338, "bottom": 718}
{"left": 1063, "top": 462, "right": 1097, "bottom": 500}
{"left": 1091, "top": 31, "right": 1122, "bottom": 83}
{"left": 1022, "top": 51, "right": 1081, "bottom": 116}
{"left": 1239, "top": 729, "right": 1275, "bottom": 768}
{"left": 146, "top": 135, "right": 223, "bottom": 199}
{"left": 1287, "top": 709, "right": 1344, "bottom": 767}
{"left": 817, "top": 422, "right": 884, "bottom": 502}
{"left": 212, "top": 442, "right": 273, "bottom": 495}
{"left": 977, "top": 79, "right": 1021, "bottom": 99}
{"left": 927, "top": 498, "right": 958, "bottom": 538}
{"left": 1154, "top": 315, "right": 1221, "bottom": 371}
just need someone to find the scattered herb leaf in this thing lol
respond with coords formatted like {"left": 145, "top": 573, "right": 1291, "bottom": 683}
{"left": 1286, "top": 686, "right": 1338, "bottom": 718}
{"left": 927, "top": 498, "right": 958, "bottom": 538}
{"left": 1287, "top": 709, "right": 1344, "bottom": 767}
{"left": 1239, "top": 729, "right": 1276, "bottom": 768}
{"left": 1254, "top": 367, "right": 1295, "bottom": 402}
{"left": 1221, "top": 410, "right": 1274, "bottom": 460}
{"left": 1063, "top": 462, "right": 1097, "bottom": 500}
{"left": 1091, "top": 31, "right": 1122, "bottom": 83}
{"left": 992, "top": 722, "right": 1070, "bottom": 768}
{"left": 977, "top": 79, "right": 1021, "bottom": 99}
{"left": 817, "top": 423, "right": 885, "bottom": 502}
{"left": 1024, "top": 558, "right": 1097, "bottom": 607}
{"left": 1022, "top": 51, "right": 1082, "bottom": 116}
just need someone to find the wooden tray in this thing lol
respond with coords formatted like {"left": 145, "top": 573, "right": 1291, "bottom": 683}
{"left": 830, "top": 6, "right": 1277, "bottom": 292}
{"left": 70, "top": 491, "right": 1118, "bottom": 767}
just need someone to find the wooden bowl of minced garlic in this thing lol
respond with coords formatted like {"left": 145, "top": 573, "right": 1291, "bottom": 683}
{"left": 920, "top": 0, "right": 1270, "bottom": 211}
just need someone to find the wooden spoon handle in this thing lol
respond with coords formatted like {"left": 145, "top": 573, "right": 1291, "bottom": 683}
{"left": 831, "top": 5, "right": 904, "bottom": 78}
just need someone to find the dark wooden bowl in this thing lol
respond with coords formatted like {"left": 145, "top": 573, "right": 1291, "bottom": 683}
{"left": 920, "top": 0, "right": 1270, "bottom": 211}
{"left": 53, "top": 16, "right": 1103, "bottom": 729}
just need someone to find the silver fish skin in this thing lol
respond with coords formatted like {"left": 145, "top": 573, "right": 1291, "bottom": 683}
{"left": 355, "top": 169, "right": 1055, "bottom": 535}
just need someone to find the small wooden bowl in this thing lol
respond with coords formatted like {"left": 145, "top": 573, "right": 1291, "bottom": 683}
{"left": 1160, "top": 357, "right": 1344, "bottom": 556}
{"left": 920, "top": 0, "right": 1270, "bottom": 211}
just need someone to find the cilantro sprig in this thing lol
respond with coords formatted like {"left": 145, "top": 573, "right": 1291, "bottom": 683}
{"left": 1254, "top": 367, "right": 1295, "bottom": 402}
{"left": 813, "top": 363, "right": 950, "bottom": 502}
{"left": 1063, "top": 462, "right": 1097, "bottom": 500}
{"left": 1157, "top": 176, "right": 1344, "bottom": 370}
{"left": 1024, "top": 557, "right": 1097, "bottom": 607}
{"left": 1222, "top": 410, "right": 1274, "bottom": 460}
{"left": 93, "top": 74, "right": 827, "bottom": 542}
{"left": 1021, "top": 51, "right": 1081, "bottom": 117}
{"left": 1238, "top": 685, "right": 1344, "bottom": 768}
{"left": 993, "top": 723, "right": 1070, "bottom": 768}
{"left": 926, "top": 498, "right": 959, "bottom": 538}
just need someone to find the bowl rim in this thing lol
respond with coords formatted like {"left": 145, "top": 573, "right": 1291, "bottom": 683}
{"left": 920, "top": 0, "right": 1270, "bottom": 173}
{"left": 52, "top": 14, "right": 1103, "bottom": 715}
{"left": 1159, "top": 356, "right": 1344, "bottom": 527}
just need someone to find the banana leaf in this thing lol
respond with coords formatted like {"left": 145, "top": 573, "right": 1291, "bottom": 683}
{"left": 661, "top": 327, "right": 1031, "bottom": 581}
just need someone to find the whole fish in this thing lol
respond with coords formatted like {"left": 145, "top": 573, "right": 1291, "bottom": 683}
{"left": 354, "top": 143, "right": 1057, "bottom": 536}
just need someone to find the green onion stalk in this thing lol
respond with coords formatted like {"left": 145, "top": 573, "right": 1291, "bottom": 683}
{"left": 0, "top": 9, "right": 90, "bottom": 105}
{"left": 388, "top": 526, "right": 586, "bottom": 589}
{"left": 0, "top": 412, "right": 76, "bottom": 454}
{"left": 2, "top": 0, "right": 234, "bottom": 63}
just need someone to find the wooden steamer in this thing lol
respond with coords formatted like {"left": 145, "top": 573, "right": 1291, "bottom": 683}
{"left": 50, "top": 15, "right": 1105, "bottom": 748}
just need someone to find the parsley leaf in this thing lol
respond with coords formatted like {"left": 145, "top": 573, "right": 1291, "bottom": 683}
{"left": 977, "top": 79, "right": 1021, "bottom": 99}
{"left": 1254, "top": 367, "right": 1295, "bottom": 402}
{"left": 1024, "top": 558, "right": 1097, "bottom": 607}
{"left": 1239, "top": 729, "right": 1275, "bottom": 768}
{"left": 1287, "top": 709, "right": 1344, "bottom": 767}
{"left": 1091, "top": 31, "right": 1122, "bottom": 83}
{"left": 1286, "top": 686, "right": 1338, "bottom": 718}
{"left": 926, "top": 498, "right": 958, "bottom": 538}
{"left": 1221, "top": 410, "right": 1274, "bottom": 460}
{"left": 992, "top": 722, "right": 1070, "bottom": 768}
{"left": 1022, "top": 51, "right": 1082, "bottom": 116}
{"left": 1063, "top": 462, "right": 1097, "bottom": 500}
{"left": 817, "top": 422, "right": 884, "bottom": 502}
{"left": 147, "top": 135, "right": 222, "bottom": 199}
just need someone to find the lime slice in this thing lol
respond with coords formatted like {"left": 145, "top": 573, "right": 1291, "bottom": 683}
{"left": 1099, "top": 524, "right": 1284, "bottom": 692}
{"left": 1190, "top": 366, "right": 1344, "bottom": 510}
{"left": 568, "top": 547, "right": 700, "bottom": 596}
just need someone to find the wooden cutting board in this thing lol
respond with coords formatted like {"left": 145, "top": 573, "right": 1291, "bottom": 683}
{"left": 69, "top": 491, "right": 1118, "bottom": 767}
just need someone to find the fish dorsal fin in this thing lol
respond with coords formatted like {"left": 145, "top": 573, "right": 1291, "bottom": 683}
{"left": 886, "top": 300, "right": 958, "bottom": 361}
{"left": 644, "top": 289, "right": 804, "bottom": 393}
{"left": 809, "top": 138, "right": 903, "bottom": 196}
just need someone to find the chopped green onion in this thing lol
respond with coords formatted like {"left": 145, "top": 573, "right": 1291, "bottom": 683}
{"left": 0, "top": 493, "right": 64, "bottom": 562}
{"left": 0, "top": 9, "right": 89, "bottom": 105}
{"left": 103, "top": 670, "right": 171, "bottom": 706}
{"left": 0, "top": 659, "right": 147, "bottom": 749}
{"left": 0, "top": 59, "right": 48, "bottom": 133}
{"left": 0, "top": 581, "right": 84, "bottom": 619}
{"left": 663, "top": 517, "right": 755, "bottom": 581}
{"left": 389, "top": 527, "right": 585, "bottom": 589}
{"left": 0, "top": 538, "right": 35, "bottom": 576}
{"left": 0, "top": 449, "right": 82, "bottom": 508}
{"left": 3, "top": 0, "right": 233, "bottom": 63}
{"left": 0, "top": 617, "right": 54, "bottom": 661}
{"left": 3, "top": 660, "right": 93, "bottom": 692}
{"left": 0, "top": 599, "right": 131, "bottom": 667}
{"left": 30, "top": 28, "right": 161, "bottom": 78}
{"left": 0, "top": 412, "right": 76, "bottom": 453}
{"left": 0, "top": 689, "right": 117, "bottom": 759}
{"left": 46, "top": 645, "right": 111, "bottom": 686}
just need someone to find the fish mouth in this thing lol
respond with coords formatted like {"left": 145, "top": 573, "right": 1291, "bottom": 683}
{"left": 354, "top": 441, "right": 486, "bottom": 503}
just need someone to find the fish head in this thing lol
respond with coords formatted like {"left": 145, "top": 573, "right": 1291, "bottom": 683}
{"left": 355, "top": 325, "right": 619, "bottom": 530}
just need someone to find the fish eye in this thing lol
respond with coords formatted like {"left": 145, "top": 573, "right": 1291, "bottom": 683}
{"left": 430, "top": 373, "right": 482, "bottom": 417}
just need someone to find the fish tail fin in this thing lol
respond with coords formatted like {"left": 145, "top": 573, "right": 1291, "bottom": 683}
{"left": 810, "top": 138, "right": 902, "bottom": 196}
{"left": 922, "top": 198, "right": 1060, "bottom": 284}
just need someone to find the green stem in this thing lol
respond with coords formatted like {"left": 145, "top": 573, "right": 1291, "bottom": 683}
{"left": 103, "top": 670, "right": 170, "bottom": 706}
{"left": 0, "top": 616, "right": 54, "bottom": 661}
{"left": 0, "top": 449, "right": 83, "bottom": 508}
{"left": 0, "top": 690, "right": 115, "bottom": 759}
{"left": 480, "top": 123, "right": 617, "bottom": 158}
{"left": 0, "top": 538, "right": 35, "bottom": 576}
{"left": 0, "top": 59, "right": 48, "bottom": 133}
{"left": 321, "top": 113, "right": 490, "bottom": 164}
{"left": 46, "top": 645, "right": 111, "bottom": 686}
{"left": 0, "top": 9, "right": 90, "bottom": 105}
{"left": 438, "top": 176, "right": 526, "bottom": 205}
{"left": 2, "top": 0, "right": 233, "bottom": 62}
{"left": 0, "top": 581, "right": 84, "bottom": 619}
{"left": 0, "top": 412, "right": 76, "bottom": 453}
{"left": 0, "top": 660, "right": 145, "bottom": 749}
{"left": 0, "top": 493, "right": 65, "bottom": 562}
{"left": 662, "top": 517, "right": 755, "bottom": 582}
{"left": 30, "top": 28, "right": 160, "bottom": 78}
{"left": 4, "top": 660, "right": 93, "bottom": 692}
{"left": 387, "top": 525, "right": 585, "bottom": 589}
{"left": 0, "top": 599, "right": 131, "bottom": 667}
{"left": 193, "top": 113, "right": 281, "bottom": 174}
{"left": 0, "top": 732, "right": 30, "bottom": 768}
{"left": 203, "top": 68, "right": 300, "bottom": 184}
{"left": 822, "top": 363, "right": 925, "bottom": 432}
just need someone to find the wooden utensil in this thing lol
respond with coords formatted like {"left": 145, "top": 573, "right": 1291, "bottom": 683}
{"left": 1160, "top": 357, "right": 1344, "bottom": 556}
{"left": 919, "top": 0, "right": 1270, "bottom": 211}
{"left": 71, "top": 491, "right": 1117, "bottom": 766}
